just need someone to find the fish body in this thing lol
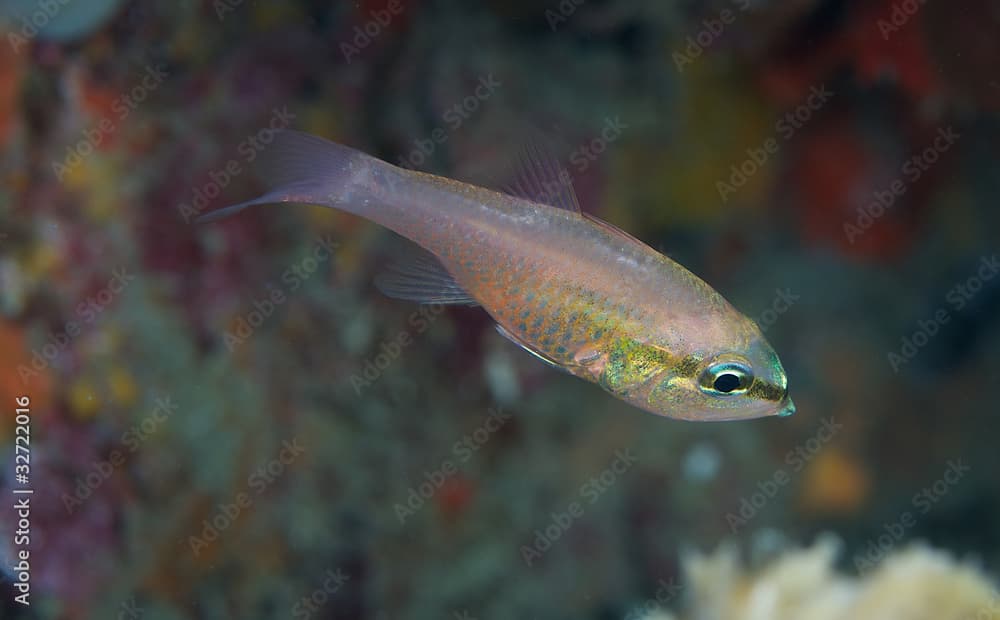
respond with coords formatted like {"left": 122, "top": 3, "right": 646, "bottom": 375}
{"left": 201, "top": 131, "right": 793, "bottom": 421}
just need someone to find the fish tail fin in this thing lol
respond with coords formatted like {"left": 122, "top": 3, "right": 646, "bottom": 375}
{"left": 195, "top": 130, "right": 383, "bottom": 224}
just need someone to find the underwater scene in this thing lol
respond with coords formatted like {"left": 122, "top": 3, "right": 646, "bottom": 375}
{"left": 1, "top": 0, "right": 999, "bottom": 618}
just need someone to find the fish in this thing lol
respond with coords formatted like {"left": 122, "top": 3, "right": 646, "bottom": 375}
{"left": 199, "top": 130, "right": 794, "bottom": 421}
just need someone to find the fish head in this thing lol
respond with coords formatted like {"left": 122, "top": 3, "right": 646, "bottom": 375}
{"left": 640, "top": 321, "right": 793, "bottom": 422}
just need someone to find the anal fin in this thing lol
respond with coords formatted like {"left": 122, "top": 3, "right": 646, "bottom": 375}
{"left": 375, "top": 243, "right": 479, "bottom": 306}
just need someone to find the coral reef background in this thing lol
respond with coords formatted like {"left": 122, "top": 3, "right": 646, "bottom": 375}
{"left": 0, "top": 1, "right": 998, "bottom": 618}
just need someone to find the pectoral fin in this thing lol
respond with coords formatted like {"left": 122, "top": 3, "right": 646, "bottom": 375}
{"left": 375, "top": 243, "right": 479, "bottom": 306}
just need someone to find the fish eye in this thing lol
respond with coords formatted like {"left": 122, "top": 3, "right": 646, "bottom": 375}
{"left": 714, "top": 373, "right": 742, "bottom": 393}
{"left": 700, "top": 362, "right": 753, "bottom": 395}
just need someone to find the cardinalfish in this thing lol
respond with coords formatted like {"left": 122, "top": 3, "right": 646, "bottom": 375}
{"left": 199, "top": 131, "right": 794, "bottom": 421}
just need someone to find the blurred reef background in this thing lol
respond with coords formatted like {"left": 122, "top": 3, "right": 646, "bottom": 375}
{"left": 0, "top": 0, "right": 999, "bottom": 618}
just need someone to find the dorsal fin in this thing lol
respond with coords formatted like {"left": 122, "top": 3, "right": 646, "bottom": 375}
{"left": 502, "top": 138, "right": 581, "bottom": 213}
{"left": 375, "top": 244, "right": 479, "bottom": 305}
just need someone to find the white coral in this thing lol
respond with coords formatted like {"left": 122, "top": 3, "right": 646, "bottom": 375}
{"left": 638, "top": 537, "right": 1000, "bottom": 620}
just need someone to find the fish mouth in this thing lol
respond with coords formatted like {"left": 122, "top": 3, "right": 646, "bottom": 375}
{"left": 776, "top": 398, "right": 796, "bottom": 417}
